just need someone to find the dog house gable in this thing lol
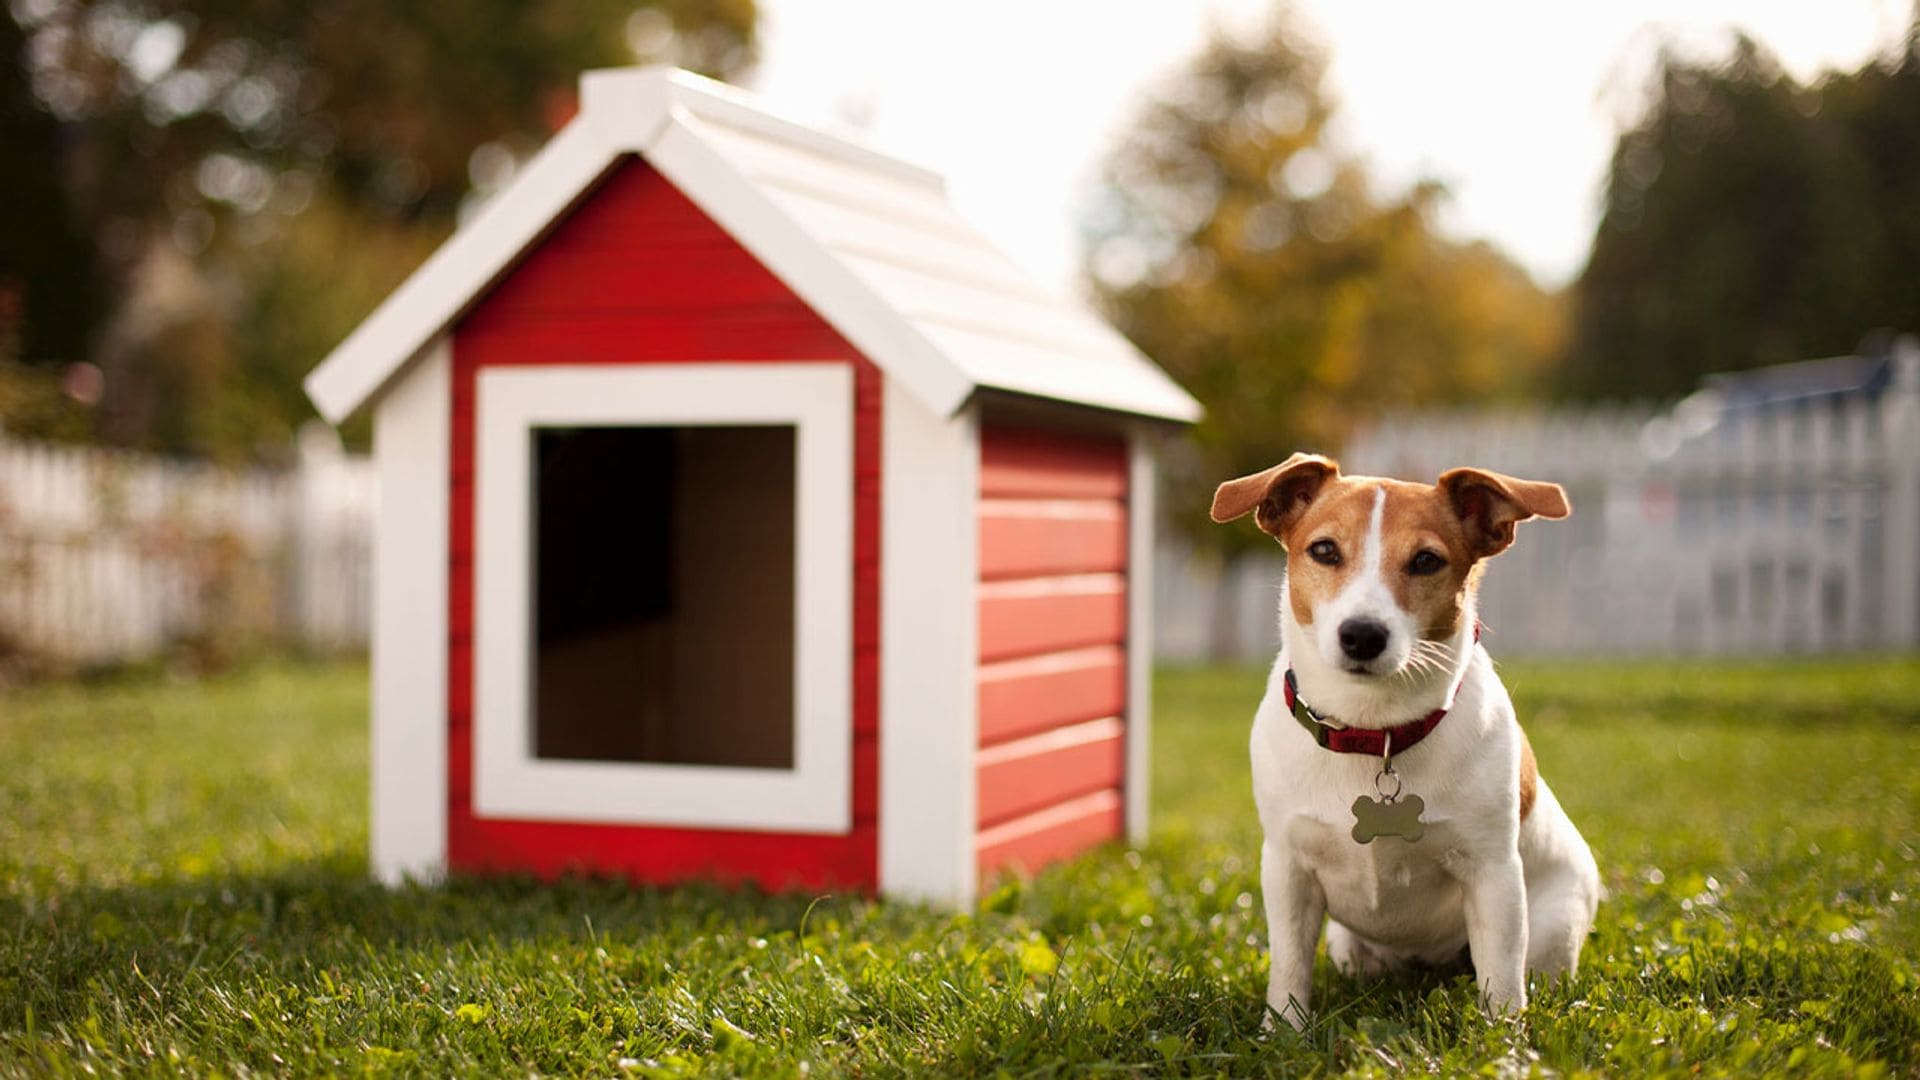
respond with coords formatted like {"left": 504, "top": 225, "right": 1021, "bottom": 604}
{"left": 445, "top": 159, "right": 879, "bottom": 890}
{"left": 309, "top": 66, "right": 1198, "bottom": 903}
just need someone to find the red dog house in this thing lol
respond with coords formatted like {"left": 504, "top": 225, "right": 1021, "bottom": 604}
{"left": 305, "top": 67, "right": 1198, "bottom": 905}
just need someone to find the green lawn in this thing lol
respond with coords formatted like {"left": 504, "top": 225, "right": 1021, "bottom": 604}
{"left": 3, "top": 658, "right": 1917, "bottom": 1077}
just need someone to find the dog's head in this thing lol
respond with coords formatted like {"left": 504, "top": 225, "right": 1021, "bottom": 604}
{"left": 1211, "top": 453, "right": 1568, "bottom": 680}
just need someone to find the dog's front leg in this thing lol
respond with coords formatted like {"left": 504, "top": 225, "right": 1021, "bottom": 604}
{"left": 1460, "top": 855, "right": 1529, "bottom": 1015}
{"left": 1260, "top": 840, "right": 1325, "bottom": 1030}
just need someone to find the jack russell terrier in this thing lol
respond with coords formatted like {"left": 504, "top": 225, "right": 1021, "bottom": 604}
{"left": 1211, "top": 453, "right": 1600, "bottom": 1028}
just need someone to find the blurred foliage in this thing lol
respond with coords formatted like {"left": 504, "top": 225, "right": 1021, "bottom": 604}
{"left": 1565, "top": 23, "right": 1920, "bottom": 399}
{"left": 3, "top": 0, "right": 756, "bottom": 458}
{"left": 0, "top": 362, "right": 94, "bottom": 442}
{"left": 1, "top": 7, "right": 99, "bottom": 377}
{"left": 1082, "top": 9, "right": 1563, "bottom": 557}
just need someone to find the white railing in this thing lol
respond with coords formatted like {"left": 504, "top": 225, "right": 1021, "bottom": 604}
{"left": 10, "top": 348, "right": 1916, "bottom": 668}
{"left": 0, "top": 424, "right": 374, "bottom": 668}
{"left": 1158, "top": 343, "right": 1920, "bottom": 660}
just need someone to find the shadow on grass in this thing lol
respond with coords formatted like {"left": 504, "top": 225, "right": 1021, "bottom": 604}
{"left": 8, "top": 852, "right": 1918, "bottom": 1074}
{"left": 1, "top": 854, "right": 1434, "bottom": 1065}
{"left": 1, "top": 855, "right": 866, "bottom": 1028}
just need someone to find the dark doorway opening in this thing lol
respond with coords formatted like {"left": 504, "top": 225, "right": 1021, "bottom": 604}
{"left": 530, "top": 424, "right": 796, "bottom": 768}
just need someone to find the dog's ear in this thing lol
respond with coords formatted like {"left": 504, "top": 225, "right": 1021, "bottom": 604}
{"left": 1437, "top": 467, "right": 1570, "bottom": 559}
{"left": 1211, "top": 453, "right": 1340, "bottom": 542}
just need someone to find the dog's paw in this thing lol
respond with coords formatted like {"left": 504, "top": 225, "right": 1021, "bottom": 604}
{"left": 1479, "top": 982, "right": 1528, "bottom": 1019}
{"left": 1262, "top": 996, "right": 1311, "bottom": 1033}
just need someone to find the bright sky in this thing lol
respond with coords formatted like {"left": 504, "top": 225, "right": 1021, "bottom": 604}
{"left": 747, "top": 0, "right": 1909, "bottom": 292}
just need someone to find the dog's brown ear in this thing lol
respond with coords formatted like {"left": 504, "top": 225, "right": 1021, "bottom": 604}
{"left": 1437, "top": 467, "right": 1570, "bottom": 558}
{"left": 1211, "top": 453, "right": 1340, "bottom": 542}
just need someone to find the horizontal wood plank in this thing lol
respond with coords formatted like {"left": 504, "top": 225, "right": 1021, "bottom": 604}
{"left": 976, "top": 717, "right": 1124, "bottom": 828}
{"left": 980, "top": 426, "right": 1128, "bottom": 499}
{"left": 978, "top": 499, "right": 1127, "bottom": 581}
{"left": 975, "top": 789, "right": 1124, "bottom": 880}
{"left": 977, "top": 645, "right": 1126, "bottom": 746}
{"left": 450, "top": 817, "right": 880, "bottom": 892}
{"left": 978, "top": 573, "right": 1126, "bottom": 663}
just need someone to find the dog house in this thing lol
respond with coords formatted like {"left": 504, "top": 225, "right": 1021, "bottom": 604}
{"left": 304, "top": 67, "right": 1199, "bottom": 905}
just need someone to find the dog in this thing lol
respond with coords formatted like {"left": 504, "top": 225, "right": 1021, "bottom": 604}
{"left": 1211, "top": 452, "right": 1600, "bottom": 1029}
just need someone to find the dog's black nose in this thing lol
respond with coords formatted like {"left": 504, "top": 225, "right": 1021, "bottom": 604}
{"left": 1338, "top": 617, "right": 1389, "bottom": 661}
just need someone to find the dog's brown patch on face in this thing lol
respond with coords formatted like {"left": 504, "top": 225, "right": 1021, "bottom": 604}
{"left": 1284, "top": 479, "right": 1382, "bottom": 627}
{"left": 1518, "top": 727, "right": 1538, "bottom": 822}
{"left": 1262, "top": 467, "right": 1566, "bottom": 649}
{"left": 1374, "top": 481, "right": 1478, "bottom": 643}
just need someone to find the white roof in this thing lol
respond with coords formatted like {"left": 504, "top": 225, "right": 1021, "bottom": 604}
{"left": 304, "top": 66, "right": 1200, "bottom": 425}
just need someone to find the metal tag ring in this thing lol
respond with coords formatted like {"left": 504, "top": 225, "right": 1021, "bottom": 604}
{"left": 1374, "top": 769, "right": 1403, "bottom": 801}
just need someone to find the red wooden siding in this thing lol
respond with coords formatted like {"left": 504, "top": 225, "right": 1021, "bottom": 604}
{"left": 977, "top": 500, "right": 1128, "bottom": 580}
{"left": 446, "top": 156, "right": 881, "bottom": 892}
{"left": 977, "top": 574, "right": 1126, "bottom": 664}
{"left": 975, "top": 717, "right": 1125, "bottom": 826}
{"left": 976, "top": 791, "right": 1126, "bottom": 878}
{"left": 976, "top": 646, "right": 1127, "bottom": 746}
{"left": 980, "top": 429, "right": 1129, "bottom": 499}
{"left": 975, "top": 424, "right": 1129, "bottom": 879}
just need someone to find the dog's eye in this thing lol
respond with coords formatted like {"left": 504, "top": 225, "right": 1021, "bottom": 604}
{"left": 1306, "top": 539, "right": 1341, "bottom": 566}
{"left": 1408, "top": 550, "right": 1447, "bottom": 576}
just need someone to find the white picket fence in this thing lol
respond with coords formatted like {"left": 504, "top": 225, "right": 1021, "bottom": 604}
{"left": 9, "top": 344, "right": 1918, "bottom": 668}
{"left": 1157, "top": 343, "right": 1920, "bottom": 660}
{"left": 0, "top": 424, "right": 374, "bottom": 668}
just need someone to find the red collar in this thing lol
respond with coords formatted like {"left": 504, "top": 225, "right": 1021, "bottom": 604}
{"left": 1281, "top": 624, "right": 1478, "bottom": 757}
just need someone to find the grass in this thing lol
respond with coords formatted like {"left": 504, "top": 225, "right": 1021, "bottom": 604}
{"left": 2, "top": 657, "right": 1917, "bottom": 1077}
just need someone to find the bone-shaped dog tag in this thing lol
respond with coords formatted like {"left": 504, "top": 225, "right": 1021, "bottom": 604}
{"left": 1351, "top": 793, "right": 1426, "bottom": 843}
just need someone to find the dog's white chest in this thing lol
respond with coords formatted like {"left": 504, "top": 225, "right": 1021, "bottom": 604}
{"left": 1285, "top": 812, "right": 1470, "bottom": 948}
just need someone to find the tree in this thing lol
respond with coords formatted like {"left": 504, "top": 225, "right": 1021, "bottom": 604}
{"left": 1, "top": 8, "right": 98, "bottom": 371}
{"left": 1564, "top": 23, "right": 1920, "bottom": 400}
{"left": 1, "top": 7, "right": 103, "bottom": 441}
{"left": 1082, "top": 8, "right": 1562, "bottom": 562}
{"left": 1823, "top": 21, "right": 1920, "bottom": 336}
{"left": 6, "top": 0, "right": 756, "bottom": 456}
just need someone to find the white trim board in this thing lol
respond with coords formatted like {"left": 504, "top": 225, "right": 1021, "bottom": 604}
{"left": 370, "top": 337, "right": 451, "bottom": 884}
{"left": 1124, "top": 431, "right": 1156, "bottom": 846}
{"left": 471, "top": 363, "right": 854, "bottom": 833}
{"left": 878, "top": 384, "right": 980, "bottom": 906}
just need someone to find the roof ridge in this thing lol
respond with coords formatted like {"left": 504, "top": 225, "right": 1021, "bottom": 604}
{"left": 303, "top": 66, "right": 1200, "bottom": 427}
{"left": 644, "top": 67, "right": 947, "bottom": 192}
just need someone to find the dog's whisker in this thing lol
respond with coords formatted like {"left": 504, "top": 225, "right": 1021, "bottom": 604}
{"left": 1395, "top": 651, "right": 1447, "bottom": 681}
{"left": 1392, "top": 638, "right": 1467, "bottom": 682}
